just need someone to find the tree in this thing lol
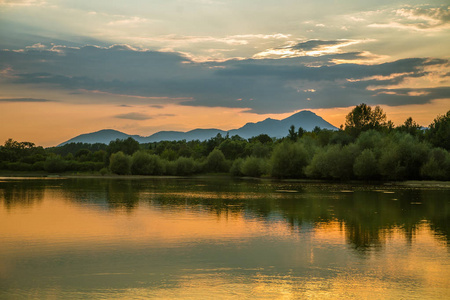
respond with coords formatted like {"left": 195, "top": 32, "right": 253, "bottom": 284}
{"left": 109, "top": 151, "right": 131, "bottom": 175}
{"left": 397, "top": 117, "right": 422, "bottom": 136}
{"left": 305, "top": 144, "right": 360, "bottom": 180}
{"left": 205, "top": 148, "right": 229, "bottom": 173}
{"left": 288, "top": 125, "right": 298, "bottom": 141}
{"left": 107, "top": 137, "right": 140, "bottom": 156}
{"left": 249, "top": 134, "right": 272, "bottom": 144}
{"left": 353, "top": 149, "right": 378, "bottom": 179}
{"left": 426, "top": 110, "right": 450, "bottom": 150}
{"left": 345, "top": 103, "right": 387, "bottom": 136}
{"left": 241, "top": 156, "right": 268, "bottom": 177}
{"left": 421, "top": 148, "right": 450, "bottom": 180}
{"left": 271, "top": 141, "right": 309, "bottom": 178}
{"left": 44, "top": 155, "right": 67, "bottom": 173}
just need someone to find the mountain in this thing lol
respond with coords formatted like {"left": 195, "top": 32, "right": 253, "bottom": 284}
{"left": 58, "top": 110, "right": 337, "bottom": 146}
{"left": 59, "top": 129, "right": 145, "bottom": 145}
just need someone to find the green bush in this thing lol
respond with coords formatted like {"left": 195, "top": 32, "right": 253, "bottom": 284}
{"left": 6, "top": 162, "right": 33, "bottom": 171}
{"left": 130, "top": 151, "right": 165, "bottom": 175}
{"left": 32, "top": 161, "right": 45, "bottom": 171}
{"left": 109, "top": 151, "right": 131, "bottom": 175}
{"left": 353, "top": 149, "right": 378, "bottom": 179}
{"left": 271, "top": 141, "right": 310, "bottom": 178}
{"left": 131, "top": 151, "right": 152, "bottom": 175}
{"left": 99, "top": 167, "right": 109, "bottom": 176}
{"left": 230, "top": 158, "right": 244, "bottom": 177}
{"left": 426, "top": 110, "right": 450, "bottom": 150}
{"left": 44, "top": 155, "right": 67, "bottom": 173}
{"left": 306, "top": 144, "right": 360, "bottom": 179}
{"left": 356, "top": 130, "right": 383, "bottom": 150}
{"left": 421, "top": 148, "right": 450, "bottom": 180}
{"left": 241, "top": 156, "right": 268, "bottom": 177}
{"left": 379, "top": 133, "right": 430, "bottom": 180}
{"left": 174, "top": 157, "right": 197, "bottom": 175}
{"left": 205, "top": 148, "right": 229, "bottom": 173}
{"left": 163, "top": 160, "right": 177, "bottom": 175}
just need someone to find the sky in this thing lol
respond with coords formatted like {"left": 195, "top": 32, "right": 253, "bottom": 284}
{"left": 0, "top": 0, "right": 449, "bottom": 146}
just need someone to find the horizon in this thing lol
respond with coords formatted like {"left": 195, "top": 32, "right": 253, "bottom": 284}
{"left": 1, "top": 1, "right": 449, "bottom": 147}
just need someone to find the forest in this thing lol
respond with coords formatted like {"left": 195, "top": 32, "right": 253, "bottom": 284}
{"left": 1, "top": 104, "right": 449, "bottom": 181}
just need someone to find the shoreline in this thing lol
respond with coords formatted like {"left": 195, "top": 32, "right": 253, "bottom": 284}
{"left": 1, "top": 171, "right": 449, "bottom": 188}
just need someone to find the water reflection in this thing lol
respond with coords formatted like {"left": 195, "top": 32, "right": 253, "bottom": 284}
{"left": 0, "top": 177, "right": 449, "bottom": 299}
{"left": 1, "top": 178, "right": 449, "bottom": 251}
{"left": 0, "top": 178, "right": 45, "bottom": 209}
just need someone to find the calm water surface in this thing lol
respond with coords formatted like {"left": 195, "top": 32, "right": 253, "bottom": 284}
{"left": 0, "top": 177, "right": 449, "bottom": 299}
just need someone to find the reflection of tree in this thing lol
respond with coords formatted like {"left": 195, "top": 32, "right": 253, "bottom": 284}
{"left": 1, "top": 178, "right": 449, "bottom": 251}
{"left": 0, "top": 180, "right": 45, "bottom": 209}
{"left": 106, "top": 179, "right": 140, "bottom": 211}
{"left": 275, "top": 188, "right": 450, "bottom": 253}
{"left": 59, "top": 178, "right": 141, "bottom": 212}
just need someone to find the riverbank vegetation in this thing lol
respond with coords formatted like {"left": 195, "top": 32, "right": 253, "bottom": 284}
{"left": 1, "top": 104, "right": 449, "bottom": 181}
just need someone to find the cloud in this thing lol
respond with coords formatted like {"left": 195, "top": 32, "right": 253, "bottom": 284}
{"left": 107, "top": 16, "right": 153, "bottom": 26}
{"left": 0, "top": 0, "right": 46, "bottom": 7}
{"left": 1, "top": 44, "right": 449, "bottom": 114}
{"left": 0, "top": 98, "right": 55, "bottom": 102}
{"left": 253, "top": 39, "right": 369, "bottom": 59}
{"left": 368, "top": 5, "right": 450, "bottom": 31}
{"left": 114, "top": 112, "right": 153, "bottom": 120}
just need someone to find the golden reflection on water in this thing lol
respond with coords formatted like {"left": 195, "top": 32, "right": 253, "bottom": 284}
{"left": 0, "top": 179, "right": 449, "bottom": 299}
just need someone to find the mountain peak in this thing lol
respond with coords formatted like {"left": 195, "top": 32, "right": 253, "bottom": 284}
{"left": 57, "top": 110, "right": 337, "bottom": 146}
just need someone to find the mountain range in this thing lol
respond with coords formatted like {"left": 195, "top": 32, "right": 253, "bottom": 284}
{"left": 58, "top": 110, "right": 337, "bottom": 146}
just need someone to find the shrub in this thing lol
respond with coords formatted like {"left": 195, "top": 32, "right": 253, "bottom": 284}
{"left": 379, "top": 133, "right": 430, "bottom": 180}
{"left": 421, "top": 148, "right": 450, "bottom": 180}
{"left": 109, "top": 151, "right": 131, "bottom": 175}
{"left": 356, "top": 130, "right": 383, "bottom": 150}
{"left": 205, "top": 148, "right": 229, "bottom": 173}
{"left": 6, "top": 162, "right": 33, "bottom": 171}
{"left": 241, "top": 156, "right": 268, "bottom": 177}
{"left": 32, "top": 161, "right": 45, "bottom": 171}
{"left": 230, "top": 158, "right": 244, "bottom": 177}
{"left": 306, "top": 144, "right": 360, "bottom": 180}
{"left": 426, "top": 110, "right": 450, "bottom": 150}
{"left": 130, "top": 151, "right": 164, "bottom": 175}
{"left": 163, "top": 160, "right": 177, "bottom": 175}
{"left": 353, "top": 149, "right": 379, "bottom": 179}
{"left": 99, "top": 167, "right": 109, "bottom": 176}
{"left": 271, "top": 141, "right": 310, "bottom": 178}
{"left": 174, "top": 157, "right": 197, "bottom": 175}
{"left": 44, "top": 155, "right": 67, "bottom": 173}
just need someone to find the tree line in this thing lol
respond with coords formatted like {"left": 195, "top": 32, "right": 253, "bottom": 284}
{"left": 1, "top": 104, "right": 449, "bottom": 180}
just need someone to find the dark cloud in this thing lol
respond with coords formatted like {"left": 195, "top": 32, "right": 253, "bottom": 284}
{"left": 0, "top": 98, "right": 55, "bottom": 102}
{"left": 1, "top": 45, "right": 448, "bottom": 114}
{"left": 114, "top": 112, "right": 153, "bottom": 120}
{"left": 291, "top": 40, "right": 342, "bottom": 51}
{"left": 157, "top": 114, "right": 176, "bottom": 117}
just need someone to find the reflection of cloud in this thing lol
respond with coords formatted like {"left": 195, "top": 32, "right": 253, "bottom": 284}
{"left": 114, "top": 112, "right": 152, "bottom": 120}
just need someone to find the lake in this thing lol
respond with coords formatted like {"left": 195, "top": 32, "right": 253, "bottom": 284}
{"left": 0, "top": 177, "right": 449, "bottom": 299}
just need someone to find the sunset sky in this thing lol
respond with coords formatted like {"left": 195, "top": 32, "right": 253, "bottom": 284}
{"left": 1, "top": 0, "right": 449, "bottom": 146}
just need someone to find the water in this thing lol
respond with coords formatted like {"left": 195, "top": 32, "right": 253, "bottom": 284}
{"left": 0, "top": 177, "right": 449, "bottom": 299}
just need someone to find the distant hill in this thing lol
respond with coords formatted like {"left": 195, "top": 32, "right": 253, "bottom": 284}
{"left": 58, "top": 110, "right": 337, "bottom": 146}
